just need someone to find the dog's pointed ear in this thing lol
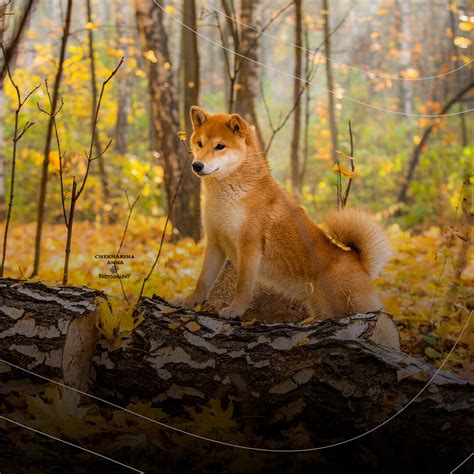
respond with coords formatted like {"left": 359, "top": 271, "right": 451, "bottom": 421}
{"left": 226, "top": 114, "right": 245, "bottom": 135}
{"left": 190, "top": 106, "right": 209, "bottom": 130}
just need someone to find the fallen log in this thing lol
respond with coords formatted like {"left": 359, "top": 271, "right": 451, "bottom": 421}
{"left": 92, "top": 295, "right": 473, "bottom": 470}
{"left": 0, "top": 278, "right": 103, "bottom": 393}
{"left": 0, "top": 279, "right": 471, "bottom": 472}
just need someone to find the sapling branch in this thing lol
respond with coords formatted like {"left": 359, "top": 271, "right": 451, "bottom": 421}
{"left": 115, "top": 190, "right": 140, "bottom": 306}
{"left": 37, "top": 58, "right": 124, "bottom": 284}
{"left": 341, "top": 120, "right": 355, "bottom": 207}
{"left": 0, "top": 45, "right": 39, "bottom": 277}
{"left": 137, "top": 135, "right": 192, "bottom": 303}
{"left": 76, "top": 57, "right": 124, "bottom": 199}
{"left": 335, "top": 120, "right": 356, "bottom": 209}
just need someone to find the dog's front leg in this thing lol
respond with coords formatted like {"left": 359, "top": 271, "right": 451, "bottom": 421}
{"left": 171, "top": 238, "right": 225, "bottom": 310}
{"left": 219, "top": 240, "right": 261, "bottom": 320}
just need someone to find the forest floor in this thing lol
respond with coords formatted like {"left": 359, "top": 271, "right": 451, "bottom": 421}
{"left": 2, "top": 219, "right": 473, "bottom": 376}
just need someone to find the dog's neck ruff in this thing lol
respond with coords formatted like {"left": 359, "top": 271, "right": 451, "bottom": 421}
{"left": 317, "top": 223, "right": 352, "bottom": 252}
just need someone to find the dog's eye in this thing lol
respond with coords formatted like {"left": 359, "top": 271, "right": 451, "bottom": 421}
{"left": 197, "top": 140, "right": 203, "bottom": 148}
{"left": 215, "top": 144, "right": 226, "bottom": 151}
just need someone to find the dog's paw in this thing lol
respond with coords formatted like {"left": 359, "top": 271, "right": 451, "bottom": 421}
{"left": 219, "top": 305, "right": 244, "bottom": 320}
{"left": 169, "top": 295, "right": 201, "bottom": 310}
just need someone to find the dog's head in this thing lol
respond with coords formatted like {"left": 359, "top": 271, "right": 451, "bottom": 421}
{"left": 189, "top": 106, "right": 250, "bottom": 179}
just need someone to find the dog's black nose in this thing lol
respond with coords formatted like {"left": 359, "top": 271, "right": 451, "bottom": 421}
{"left": 192, "top": 161, "right": 204, "bottom": 173}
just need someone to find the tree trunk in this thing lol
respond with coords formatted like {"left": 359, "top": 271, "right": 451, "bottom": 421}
{"left": 0, "top": 279, "right": 471, "bottom": 472}
{"left": 91, "top": 294, "right": 473, "bottom": 472}
{"left": 448, "top": 1, "right": 468, "bottom": 147}
{"left": 322, "top": 0, "right": 338, "bottom": 164}
{"left": 234, "top": 0, "right": 264, "bottom": 147}
{"left": 398, "top": 79, "right": 474, "bottom": 204}
{"left": 114, "top": 0, "right": 131, "bottom": 155}
{"left": 0, "top": 1, "right": 7, "bottom": 220}
{"left": 31, "top": 0, "right": 73, "bottom": 277}
{"left": 399, "top": 0, "right": 413, "bottom": 115}
{"left": 134, "top": 0, "right": 200, "bottom": 240}
{"left": 86, "top": 0, "right": 111, "bottom": 211}
{"left": 181, "top": 0, "right": 200, "bottom": 141}
{"left": 0, "top": 278, "right": 102, "bottom": 393}
{"left": 290, "top": 0, "right": 302, "bottom": 195}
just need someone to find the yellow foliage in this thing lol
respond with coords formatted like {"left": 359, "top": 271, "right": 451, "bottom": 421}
{"left": 143, "top": 49, "right": 158, "bottom": 63}
{"left": 454, "top": 36, "right": 471, "bottom": 48}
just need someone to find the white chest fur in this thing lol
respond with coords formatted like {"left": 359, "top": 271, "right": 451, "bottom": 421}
{"left": 202, "top": 185, "right": 246, "bottom": 259}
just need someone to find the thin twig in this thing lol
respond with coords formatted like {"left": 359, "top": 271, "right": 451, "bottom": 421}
{"left": 341, "top": 120, "right": 355, "bottom": 207}
{"left": 37, "top": 81, "right": 67, "bottom": 224}
{"left": 263, "top": 6, "right": 351, "bottom": 156}
{"left": 59, "top": 57, "right": 124, "bottom": 284}
{"left": 137, "top": 140, "right": 192, "bottom": 303}
{"left": 115, "top": 191, "right": 140, "bottom": 306}
{"left": 76, "top": 57, "right": 124, "bottom": 198}
{"left": 0, "top": 45, "right": 39, "bottom": 277}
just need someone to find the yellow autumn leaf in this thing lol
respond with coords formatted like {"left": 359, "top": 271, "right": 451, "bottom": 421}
{"left": 301, "top": 316, "right": 317, "bottom": 325}
{"left": 401, "top": 68, "right": 419, "bottom": 79}
{"left": 376, "top": 8, "right": 388, "bottom": 15}
{"left": 297, "top": 337, "right": 310, "bottom": 346}
{"left": 168, "top": 322, "right": 182, "bottom": 329}
{"left": 333, "top": 164, "right": 355, "bottom": 178}
{"left": 97, "top": 300, "right": 120, "bottom": 344}
{"left": 185, "top": 321, "right": 201, "bottom": 332}
{"left": 135, "top": 69, "right": 146, "bottom": 77}
{"left": 458, "top": 21, "right": 473, "bottom": 32}
{"left": 85, "top": 21, "right": 97, "bottom": 30}
{"left": 119, "top": 308, "right": 144, "bottom": 339}
{"left": 413, "top": 135, "right": 421, "bottom": 145}
{"left": 454, "top": 36, "right": 472, "bottom": 48}
{"left": 143, "top": 49, "right": 158, "bottom": 63}
{"left": 165, "top": 5, "right": 176, "bottom": 14}
{"left": 241, "top": 319, "right": 257, "bottom": 327}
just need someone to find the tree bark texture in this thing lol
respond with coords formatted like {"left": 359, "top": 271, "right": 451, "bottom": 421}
{"left": 322, "top": 0, "right": 339, "bottom": 165}
{"left": 290, "top": 0, "right": 302, "bottom": 194}
{"left": 234, "top": 0, "right": 264, "bottom": 147}
{"left": 31, "top": 0, "right": 73, "bottom": 277}
{"left": 114, "top": 0, "right": 132, "bottom": 155}
{"left": 134, "top": 0, "right": 200, "bottom": 240}
{"left": 0, "top": 279, "right": 102, "bottom": 393}
{"left": 0, "top": 280, "right": 471, "bottom": 472}
{"left": 86, "top": 0, "right": 111, "bottom": 208}
{"left": 181, "top": 0, "right": 200, "bottom": 140}
{"left": 90, "top": 294, "right": 473, "bottom": 472}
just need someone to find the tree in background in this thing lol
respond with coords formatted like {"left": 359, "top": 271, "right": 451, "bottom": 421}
{"left": 322, "top": 0, "right": 339, "bottom": 165}
{"left": 134, "top": 0, "right": 200, "bottom": 240}
{"left": 233, "top": 0, "right": 264, "bottom": 146}
{"left": 31, "top": 0, "right": 73, "bottom": 277}
{"left": 181, "top": 0, "right": 200, "bottom": 139}
{"left": 290, "top": 0, "right": 302, "bottom": 195}
{"left": 114, "top": 0, "right": 131, "bottom": 155}
{"left": 0, "top": 0, "right": 36, "bottom": 220}
{"left": 86, "top": 0, "right": 111, "bottom": 212}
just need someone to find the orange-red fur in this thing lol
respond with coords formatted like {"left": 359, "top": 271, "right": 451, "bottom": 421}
{"left": 171, "top": 106, "right": 391, "bottom": 320}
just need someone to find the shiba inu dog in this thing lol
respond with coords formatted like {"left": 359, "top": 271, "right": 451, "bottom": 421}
{"left": 171, "top": 106, "right": 391, "bottom": 320}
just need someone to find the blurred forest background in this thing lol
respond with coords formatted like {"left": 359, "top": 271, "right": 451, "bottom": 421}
{"left": 0, "top": 0, "right": 472, "bottom": 365}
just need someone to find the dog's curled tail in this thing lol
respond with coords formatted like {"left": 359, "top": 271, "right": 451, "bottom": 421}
{"left": 323, "top": 208, "right": 391, "bottom": 278}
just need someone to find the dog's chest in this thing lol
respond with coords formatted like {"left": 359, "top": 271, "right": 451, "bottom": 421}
{"left": 202, "top": 190, "right": 246, "bottom": 253}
